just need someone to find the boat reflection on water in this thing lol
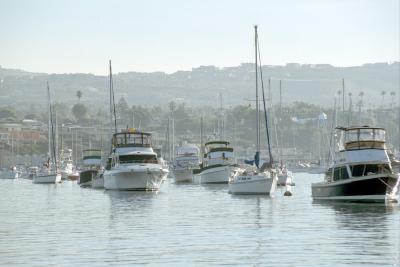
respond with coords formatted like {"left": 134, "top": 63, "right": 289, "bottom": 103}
{"left": 313, "top": 200, "right": 399, "bottom": 217}
{"left": 105, "top": 190, "right": 160, "bottom": 213}
{"left": 199, "top": 183, "right": 228, "bottom": 193}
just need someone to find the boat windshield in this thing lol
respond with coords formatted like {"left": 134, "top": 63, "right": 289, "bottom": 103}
{"left": 118, "top": 154, "right": 157, "bottom": 164}
{"left": 82, "top": 150, "right": 101, "bottom": 158}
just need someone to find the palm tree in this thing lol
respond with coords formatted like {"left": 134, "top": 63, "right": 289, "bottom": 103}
{"left": 76, "top": 90, "right": 83, "bottom": 102}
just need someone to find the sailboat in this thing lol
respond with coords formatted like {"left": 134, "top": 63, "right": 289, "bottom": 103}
{"left": 33, "top": 82, "right": 61, "bottom": 184}
{"left": 103, "top": 61, "right": 169, "bottom": 190}
{"left": 229, "top": 25, "right": 277, "bottom": 195}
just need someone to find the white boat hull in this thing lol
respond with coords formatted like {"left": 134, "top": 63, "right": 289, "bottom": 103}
{"left": 173, "top": 168, "right": 193, "bottom": 183}
{"left": 104, "top": 164, "right": 168, "bottom": 191}
{"left": 33, "top": 173, "right": 61, "bottom": 184}
{"left": 200, "top": 165, "right": 234, "bottom": 184}
{"left": 229, "top": 173, "right": 277, "bottom": 195}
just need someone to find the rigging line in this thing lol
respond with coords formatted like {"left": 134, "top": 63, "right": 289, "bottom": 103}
{"left": 257, "top": 37, "right": 273, "bottom": 166}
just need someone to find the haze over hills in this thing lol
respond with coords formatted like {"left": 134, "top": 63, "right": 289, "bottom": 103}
{"left": 0, "top": 62, "right": 398, "bottom": 112}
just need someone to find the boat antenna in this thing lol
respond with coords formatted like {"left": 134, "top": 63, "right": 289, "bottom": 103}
{"left": 257, "top": 30, "right": 273, "bottom": 166}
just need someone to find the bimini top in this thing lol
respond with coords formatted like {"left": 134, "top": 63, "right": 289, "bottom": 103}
{"left": 112, "top": 129, "right": 152, "bottom": 148}
{"left": 336, "top": 126, "right": 386, "bottom": 151}
{"left": 204, "top": 141, "right": 230, "bottom": 146}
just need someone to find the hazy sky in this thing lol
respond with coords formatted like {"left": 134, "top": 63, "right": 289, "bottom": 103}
{"left": 0, "top": 0, "right": 398, "bottom": 74}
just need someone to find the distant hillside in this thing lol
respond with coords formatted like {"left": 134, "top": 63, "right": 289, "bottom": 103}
{"left": 0, "top": 62, "right": 398, "bottom": 111}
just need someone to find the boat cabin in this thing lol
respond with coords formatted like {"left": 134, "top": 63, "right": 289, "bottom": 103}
{"left": 82, "top": 149, "right": 102, "bottom": 166}
{"left": 338, "top": 126, "right": 386, "bottom": 151}
{"left": 203, "top": 141, "right": 234, "bottom": 166}
{"left": 176, "top": 145, "right": 200, "bottom": 158}
{"left": 112, "top": 131, "right": 152, "bottom": 148}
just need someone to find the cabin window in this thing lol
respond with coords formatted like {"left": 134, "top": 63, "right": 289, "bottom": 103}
{"left": 333, "top": 166, "right": 349, "bottom": 181}
{"left": 350, "top": 165, "right": 365, "bottom": 177}
{"left": 364, "top": 164, "right": 379, "bottom": 175}
{"left": 374, "top": 129, "right": 385, "bottom": 142}
{"left": 118, "top": 154, "right": 157, "bottom": 164}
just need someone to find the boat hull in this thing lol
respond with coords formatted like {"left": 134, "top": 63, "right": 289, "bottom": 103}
{"left": 33, "top": 173, "right": 61, "bottom": 184}
{"left": 91, "top": 174, "right": 104, "bottom": 189}
{"left": 229, "top": 174, "right": 277, "bottom": 195}
{"left": 104, "top": 165, "right": 168, "bottom": 191}
{"left": 200, "top": 165, "right": 234, "bottom": 184}
{"left": 173, "top": 168, "right": 193, "bottom": 183}
{"left": 312, "top": 174, "right": 398, "bottom": 203}
{"left": 78, "top": 170, "right": 97, "bottom": 188}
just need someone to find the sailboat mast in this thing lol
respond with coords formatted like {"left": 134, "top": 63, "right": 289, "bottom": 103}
{"left": 47, "top": 82, "right": 51, "bottom": 160}
{"left": 255, "top": 25, "right": 260, "bottom": 153}
{"left": 109, "top": 60, "right": 117, "bottom": 134}
{"left": 256, "top": 34, "right": 273, "bottom": 166}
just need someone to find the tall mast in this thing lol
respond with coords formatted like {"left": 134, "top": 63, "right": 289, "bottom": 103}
{"left": 342, "top": 78, "right": 345, "bottom": 125}
{"left": 257, "top": 31, "right": 273, "bottom": 166}
{"left": 47, "top": 82, "right": 51, "bottom": 160}
{"left": 255, "top": 25, "right": 260, "bottom": 153}
{"left": 279, "top": 80, "right": 282, "bottom": 116}
{"left": 109, "top": 60, "right": 117, "bottom": 134}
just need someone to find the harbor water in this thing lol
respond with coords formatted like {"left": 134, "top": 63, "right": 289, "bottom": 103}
{"left": 0, "top": 173, "right": 399, "bottom": 266}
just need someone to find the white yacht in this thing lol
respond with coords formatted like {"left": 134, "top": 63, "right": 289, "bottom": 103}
{"left": 199, "top": 141, "right": 238, "bottom": 184}
{"left": 60, "top": 148, "right": 74, "bottom": 180}
{"left": 104, "top": 130, "right": 169, "bottom": 191}
{"left": 173, "top": 144, "right": 200, "bottom": 183}
{"left": 228, "top": 25, "right": 277, "bottom": 195}
{"left": 312, "top": 126, "right": 399, "bottom": 203}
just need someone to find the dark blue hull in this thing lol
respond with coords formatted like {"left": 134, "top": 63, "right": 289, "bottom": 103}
{"left": 312, "top": 175, "right": 398, "bottom": 203}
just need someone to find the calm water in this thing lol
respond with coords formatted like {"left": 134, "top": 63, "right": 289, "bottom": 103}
{"left": 0, "top": 173, "right": 399, "bottom": 266}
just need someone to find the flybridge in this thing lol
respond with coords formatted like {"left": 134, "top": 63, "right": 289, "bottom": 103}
{"left": 112, "top": 130, "right": 152, "bottom": 148}
{"left": 336, "top": 126, "right": 386, "bottom": 151}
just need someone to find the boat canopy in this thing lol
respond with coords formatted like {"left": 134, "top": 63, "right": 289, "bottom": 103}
{"left": 337, "top": 126, "right": 386, "bottom": 150}
{"left": 82, "top": 149, "right": 102, "bottom": 159}
{"left": 112, "top": 131, "right": 152, "bottom": 147}
{"left": 176, "top": 145, "right": 199, "bottom": 157}
{"left": 205, "top": 141, "right": 230, "bottom": 146}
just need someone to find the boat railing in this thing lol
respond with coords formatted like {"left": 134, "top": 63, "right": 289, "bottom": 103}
{"left": 117, "top": 159, "right": 160, "bottom": 165}
{"left": 345, "top": 140, "right": 385, "bottom": 150}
